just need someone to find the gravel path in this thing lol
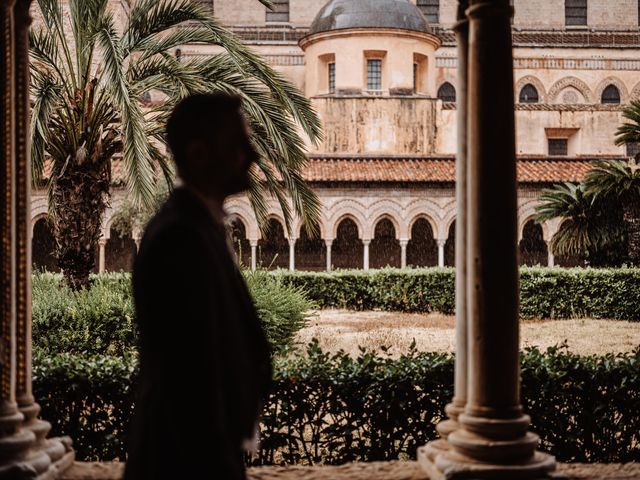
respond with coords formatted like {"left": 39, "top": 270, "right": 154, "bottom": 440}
{"left": 295, "top": 310, "right": 640, "bottom": 357}
{"left": 62, "top": 461, "right": 640, "bottom": 480}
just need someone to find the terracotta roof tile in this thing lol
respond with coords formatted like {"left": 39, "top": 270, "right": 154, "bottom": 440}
{"left": 44, "top": 156, "right": 613, "bottom": 186}
{"left": 303, "top": 156, "right": 609, "bottom": 184}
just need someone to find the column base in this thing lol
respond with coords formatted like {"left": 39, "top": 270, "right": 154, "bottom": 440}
{"left": 0, "top": 437, "right": 75, "bottom": 480}
{"left": 425, "top": 449, "right": 556, "bottom": 480}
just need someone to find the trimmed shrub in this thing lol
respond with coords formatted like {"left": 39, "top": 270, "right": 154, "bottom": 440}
{"left": 276, "top": 267, "right": 640, "bottom": 319}
{"left": 244, "top": 270, "right": 317, "bottom": 352}
{"left": 32, "top": 273, "right": 136, "bottom": 357}
{"left": 34, "top": 345, "right": 640, "bottom": 464}
{"left": 32, "top": 272, "right": 314, "bottom": 356}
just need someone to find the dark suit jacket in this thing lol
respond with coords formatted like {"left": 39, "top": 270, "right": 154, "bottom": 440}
{"left": 124, "top": 187, "right": 271, "bottom": 480}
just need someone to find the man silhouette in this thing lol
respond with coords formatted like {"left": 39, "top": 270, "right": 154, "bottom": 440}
{"left": 124, "top": 94, "right": 272, "bottom": 480}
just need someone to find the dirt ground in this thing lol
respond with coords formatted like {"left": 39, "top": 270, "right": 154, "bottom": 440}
{"left": 295, "top": 310, "right": 640, "bottom": 357}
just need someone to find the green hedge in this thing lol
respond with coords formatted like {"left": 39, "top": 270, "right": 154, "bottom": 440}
{"left": 33, "top": 345, "right": 640, "bottom": 464}
{"left": 32, "top": 271, "right": 314, "bottom": 356}
{"left": 275, "top": 267, "right": 640, "bottom": 319}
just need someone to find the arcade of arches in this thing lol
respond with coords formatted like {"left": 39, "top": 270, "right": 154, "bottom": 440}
{"left": 31, "top": 205, "right": 580, "bottom": 273}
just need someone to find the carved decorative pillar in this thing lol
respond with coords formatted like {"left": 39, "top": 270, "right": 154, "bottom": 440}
{"left": 3, "top": 2, "right": 74, "bottom": 476}
{"left": 363, "top": 239, "right": 370, "bottom": 271}
{"left": 437, "top": 239, "right": 446, "bottom": 268}
{"left": 0, "top": 0, "right": 27, "bottom": 457}
{"left": 546, "top": 241, "right": 554, "bottom": 267}
{"left": 400, "top": 239, "right": 408, "bottom": 268}
{"left": 98, "top": 239, "right": 107, "bottom": 273}
{"left": 288, "top": 238, "right": 296, "bottom": 271}
{"left": 250, "top": 239, "right": 258, "bottom": 272}
{"left": 419, "top": 1, "right": 470, "bottom": 472}
{"left": 325, "top": 239, "right": 333, "bottom": 272}
{"left": 434, "top": 1, "right": 555, "bottom": 477}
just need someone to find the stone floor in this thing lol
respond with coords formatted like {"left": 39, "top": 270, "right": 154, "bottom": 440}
{"left": 61, "top": 461, "right": 640, "bottom": 480}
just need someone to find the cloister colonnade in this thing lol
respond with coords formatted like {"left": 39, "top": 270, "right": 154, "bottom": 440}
{"left": 30, "top": 187, "right": 567, "bottom": 272}
{"left": 3, "top": 0, "right": 556, "bottom": 478}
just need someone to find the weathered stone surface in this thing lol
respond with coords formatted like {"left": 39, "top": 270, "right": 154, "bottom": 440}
{"left": 60, "top": 461, "right": 640, "bottom": 480}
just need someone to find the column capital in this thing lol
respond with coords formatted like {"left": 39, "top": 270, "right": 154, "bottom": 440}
{"left": 362, "top": 238, "right": 372, "bottom": 246}
{"left": 399, "top": 238, "right": 409, "bottom": 246}
{"left": 437, "top": 238, "right": 447, "bottom": 247}
{"left": 98, "top": 238, "right": 107, "bottom": 247}
{"left": 324, "top": 238, "right": 334, "bottom": 246}
{"left": 249, "top": 239, "right": 259, "bottom": 247}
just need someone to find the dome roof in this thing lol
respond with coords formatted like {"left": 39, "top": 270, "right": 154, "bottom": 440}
{"left": 309, "top": 0, "right": 432, "bottom": 35}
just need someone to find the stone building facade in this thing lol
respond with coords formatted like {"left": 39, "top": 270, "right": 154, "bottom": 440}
{"left": 31, "top": 0, "right": 640, "bottom": 271}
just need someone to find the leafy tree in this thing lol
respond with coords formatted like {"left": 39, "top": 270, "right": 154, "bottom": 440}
{"left": 30, "top": 0, "right": 321, "bottom": 289}
{"left": 535, "top": 182, "right": 625, "bottom": 266}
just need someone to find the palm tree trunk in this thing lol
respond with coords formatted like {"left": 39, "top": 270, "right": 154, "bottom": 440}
{"left": 53, "top": 159, "right": 111, "bottom": 290}
{"left": 622, "top": 200, "right": 640, "bottom": 265}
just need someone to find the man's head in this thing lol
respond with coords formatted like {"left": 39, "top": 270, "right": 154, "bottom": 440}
{"left": 166, "top": 93, "right": 258, "bottom": 199}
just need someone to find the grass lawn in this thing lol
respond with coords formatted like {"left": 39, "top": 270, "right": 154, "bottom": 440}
{"left": 295, "top": 310, "right": 640, "bottom": 357}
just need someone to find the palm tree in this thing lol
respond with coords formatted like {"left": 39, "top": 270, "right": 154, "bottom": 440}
{"left": 583, "top": 159, "right": 640, "bottom": 265}
{"left": 30, "top": 0, "right": 322, "bottom": 289}
{"left": 535, "top": 182, "right": 625, "bottom": 266}
{"left": 597, "top": 98, "right": 640, "bottom": 265}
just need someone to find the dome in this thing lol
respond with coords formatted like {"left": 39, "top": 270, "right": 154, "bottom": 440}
{"left": 309, "top": 0, "right": 432, "bottom": 35}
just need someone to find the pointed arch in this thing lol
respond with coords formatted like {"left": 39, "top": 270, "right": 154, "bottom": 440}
{"left": 595, "top": 77, "right": 628, "bottom": 105}
{"left": 515, "top": 75, "right": 546, "bottom": 103}
{"left": 547, "top": 76, "right": 593, "bottom": 104}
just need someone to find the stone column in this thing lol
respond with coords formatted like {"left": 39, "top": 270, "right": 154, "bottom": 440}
{"left": 134, "top": 237, "right": 141, "bottom": 252}
{"left": 1, "top": 1, "right": 67, "bottom": 477}
{"left": 546, "top": 241, "right": 555, "bottom": 267}
{"left": 98, "top": 239, "right": 107, "bottom": 273}
{"left": 437, "top": 239, "right": 446, "bottom": 268}
{"left": 420, "top": 2, "right": 470, "bottom": 472}
{"left": 325, "top": 240, "right": 333, "bottom": 272}
{"left": 400, "top": 239, "right": 408, "bottom": 268}
{"left": 288, "top": 238, "right": 296, "bottom": 271}
{"left": 436, "top": 1, "right": 555, "bottom": 477}
{"left": 250, "top": 240, "right": 258, "bottom": 272}
{"left": 0, "top": 2, "right": 32, "bottom": 466}
{"left": 363, "top": 239, "right": 370, "bottom": 271}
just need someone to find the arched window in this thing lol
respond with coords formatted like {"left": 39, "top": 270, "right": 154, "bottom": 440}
{"left": 437, "top": 82, "right": 456, "bottom": 102}
{"left": 601, "top": 84, "right": 621, "bottom": 104}
{"left": 519, "top": 84, "right": 539, "bottom": 103}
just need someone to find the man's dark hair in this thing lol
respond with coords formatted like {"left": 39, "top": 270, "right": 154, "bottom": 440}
{"left": 166, "top": 93, "right": 243, "bottom": 171}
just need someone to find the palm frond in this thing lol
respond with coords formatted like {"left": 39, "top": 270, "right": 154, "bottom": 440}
{"left": 615, "top": 100, "right": 640, "bottom": 146}
{"left": 583, "top": 159, "right": 640, "bottom": 201}
{"left": 30, "top": 69, "right": 63, "bottom": 184}
{"left": 536, "top": 181, "right": 624, "bottom": 257}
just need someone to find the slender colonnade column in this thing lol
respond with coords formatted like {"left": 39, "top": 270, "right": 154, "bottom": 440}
{"left": 325, "top": 239, "right": 333, "bottom": 271}
{"left": 0, "top": 0, "right": 27, "bottom": 458}
{"left": 400, "top": 239, "right": 408, "bottom": 268}
{"left": 1, "top": 3, "right": 73, "bottom": 476}
{"left": 419, "top": 0, "right": 469, "bottom": 470}
{"left": 363, "top": 239, "right": 370, "bottom": 270}
{"left": 435, "top": 0, "right": 555, "bottom": 477}
{"left": 250, "top": 239, "right": 258, "bottom": 271}
{"left": 98, "top": 239, "right": 107, "bottom": 273}
{"left": 437, "top": 239, "right": 446, "bottom": 267}
{"left": 288, "top": 238, "right": 296, "bottom": 271}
